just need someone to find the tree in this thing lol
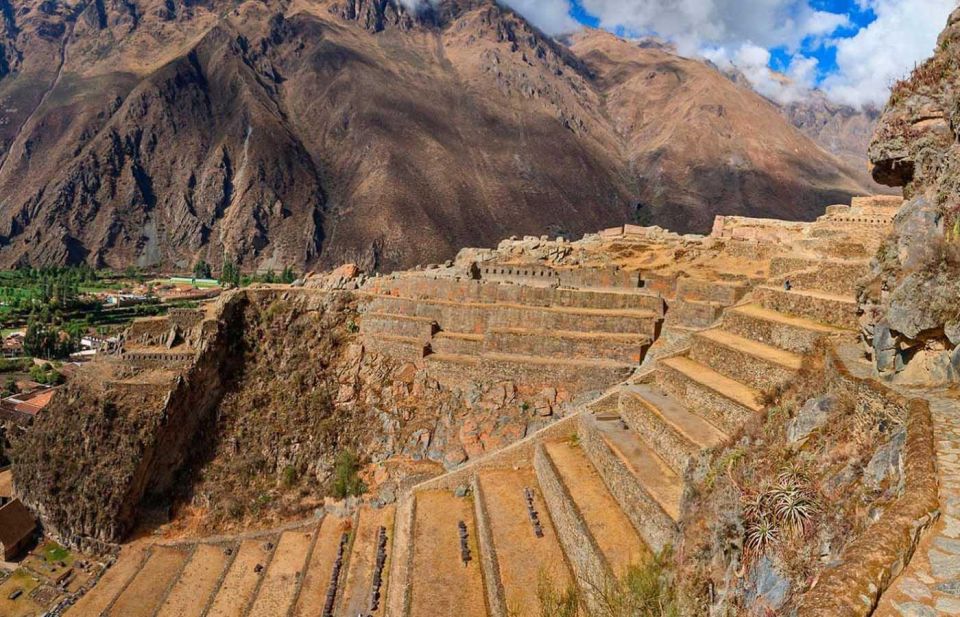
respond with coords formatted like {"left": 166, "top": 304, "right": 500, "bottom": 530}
{"left": 220, "top": 257, "right": 241, "bottom": 287}
{"left": 281, "top": 266, "right": 296, "bottom": 284}
{"left": 193, "top": 259, "right": 212, "bottom": 280}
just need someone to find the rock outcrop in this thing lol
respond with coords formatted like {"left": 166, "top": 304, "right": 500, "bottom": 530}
{"left": 863, "top": 8, "right": 960, "bottom": 383}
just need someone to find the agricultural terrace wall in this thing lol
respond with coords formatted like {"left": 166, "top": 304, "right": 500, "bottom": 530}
{"left": 710, "top": 215, "right": 808, "bottom": 243}
{"left": 796, "top": 349, "right": 938, "bottom": 616}
{"left": 363, "top": 277, "right": 662, "bottom": 313}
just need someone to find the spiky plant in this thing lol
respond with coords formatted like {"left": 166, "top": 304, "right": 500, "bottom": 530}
{"left": 745, "top": 516, "right": 779, "bottom": 554}
{"left": 773, "top": 486, "right": 818, "bottom": 535}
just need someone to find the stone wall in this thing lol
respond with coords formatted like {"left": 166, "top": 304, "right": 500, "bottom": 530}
{"left": 577, "top": 414, "right": 676, "bottom": 553}
{"left": 477, "top": 264, "right": 559, "bottom": 288}
{"left": 796, "top": 352, "right": 938, "bottom": 616}
{"left": 533, "top": 442, "right": 611, "bottom": 613}
{"left": 710, "top": 215, "right": 808, "bottom": 243}
{"left": 472, "top": 476, "right": 508, "bottom": 617}
{"left": 556, "top": 266, "right": 642, "bottom": 290}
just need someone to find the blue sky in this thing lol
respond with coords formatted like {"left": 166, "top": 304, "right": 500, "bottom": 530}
{"left": 503, "top": 0, "right": 956, "bottom": 106}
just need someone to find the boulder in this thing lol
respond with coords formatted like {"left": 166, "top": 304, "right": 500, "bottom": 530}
{"left": 865, "top": 428, "right": 907, "bottom": 492}
{"left": 872, "top": 324, "right": 900, "bottom": 374}
{"left": 745, "top": 556, "right": 790, "bottom": 615}
{"left": 786, "top": 395, "right": 835, "bottom": 444}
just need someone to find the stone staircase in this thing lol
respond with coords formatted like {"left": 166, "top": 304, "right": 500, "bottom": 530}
{"left": 64, "top": 253, "right": 870, "bottom": 617}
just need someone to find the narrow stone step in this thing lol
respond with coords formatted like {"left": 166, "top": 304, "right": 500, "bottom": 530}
{"left": 105, "top": 545, "right": 190, "bottom": 617}
{"left": 540, "top": 440, "right": 650, "bottom": 573}
{"left": 669, "top": 298, "right": 724, "bottom": 329}
{"left": 337, "top": 506, "right": 395, "bottom": 617}
{"left": 579, "top": 414, "right": 682, "bottom": 537}
{"left": 429, "top": 331, "right": 483, "bottom": 356}
{"left": 754, "top": 285, "right": 858, "bottom": 329}
{"left": 206, "top": 537, "right": 277, "bottom": 617}
{"left": 360, "top": 312, "right": 437, "bottom": 339}
{"left": 408, "top": 491, "right": 487, "bottom": 617}
{"left": 657, "top": 356, "right": 761, "bottom": 434}
{"left": 485, "top": 327, "right": 650, "bottom": 364}
{"left": 676, "top": 278, "right": 749, "bottom": 304}
{"left": 619, "top": 384, "right": 728, "bottom": 475}
{"left": 476, "top": 468, "right": 574, "bottom": 616}
{"left": 723, "top": 303, "right": 840, "bottom": 353}
{"left": 156, "top": 543, "right": 234, "bottom": 617}
{"left": 690, "top": 328, "right": 802, "bottom": 391}
{"left": 248, "top": 529, "right": 315, "bottom": 617}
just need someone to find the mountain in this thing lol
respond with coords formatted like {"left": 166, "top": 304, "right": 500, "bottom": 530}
{"left": 0, "top": 0, "right": 876, "bottom": 272}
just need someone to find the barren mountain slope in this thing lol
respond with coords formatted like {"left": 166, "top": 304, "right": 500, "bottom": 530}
{"left": 568, "top": 29, "right": 870, "bottom": 233}
{"left": 0, "top": 0, "right": 875, "bottom": 271}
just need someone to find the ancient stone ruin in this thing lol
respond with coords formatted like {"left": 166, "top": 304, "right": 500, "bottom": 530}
{"left": 24, "top": 192, "right": 953, "bottom": 616}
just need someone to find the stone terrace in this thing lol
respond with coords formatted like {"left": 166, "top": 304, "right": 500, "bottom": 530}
{"left": 64, "top": 196, "right": 943, "bottom": 617}
{"left": 357, "top": 266, "right": 665, "bottom": 396}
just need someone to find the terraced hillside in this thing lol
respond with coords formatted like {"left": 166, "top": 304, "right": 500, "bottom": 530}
{"left": 57, "top": 196, "right": 932, "bottom": 616}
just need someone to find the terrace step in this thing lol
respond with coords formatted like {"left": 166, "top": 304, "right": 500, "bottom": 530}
{"left": 364, "top": 334, "right": 428, "bottom": 361}
{"left": 292, "top": 516, "right": 353, "bottom": 617}
{"left": 578, "top": 414, "right": 682, "bottom": 545}
{"left": 360, "top": 312, "right": 437, "bottom": 340}
{"left": 156, "top": 543, "right": 234, "bottom": 617}
{"left": 485, "top": 327, "right": 650, "bottom": 364}
{"left": 65, "top": 544, "right": 151, "bottom": 616}
{"left": 475, "top": 468, "right": 573, "bottom": 617}
{"left": 669, "top": 298, "right": 724, "bottom": 329}
{"left": 723, "top": 303, "right": 841, "bottom": 354}
{"left": 657, "top": 356, "right": 761, "bottom": 434}
{"left": 408, "top": 491, "right": 487, "bottom": 617}
{"left": 337, "top": 506, "right": 395, "bottom": 617}
{"left": 206, "top": 537, "right": 278, "bottom": 617}
{"left": 538, "top": 440, "right": 650, "bottom": 577}
{"left": 248, "top": 529, "right": 315, "bottom": 617}
{"left": 676, "top": 278, "right": 749, "bottom": 304}
{"left": 690, "top": 328, "right": 802, "bottom": 392}
{"left": 428, "top": 331, "right": 483, "bottom": 356}
{"left": 754, "top": 285, "right": 858, "bottom": 329}
{"left": 769, "top": 256, "right": 871, "bottom": 295}
{"left": 105, "top": 545, "right": 189, "bottom": 617}
{"left": 618, "top": 384, "right": 728, "bottom": 475}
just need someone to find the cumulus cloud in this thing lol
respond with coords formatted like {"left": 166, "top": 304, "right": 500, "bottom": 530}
{"left": 821, "top": 0, "right": 956, "bottom": 107}
{"left": 704, "top": 43, "right": 818, "bottom": 104}
{"left": 501, "top": 0, "right": 581, "bottom": 35}
{"left": 576, "top": 0, "right": 848, "bottom": 55}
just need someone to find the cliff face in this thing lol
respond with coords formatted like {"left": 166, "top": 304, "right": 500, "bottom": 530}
{"left": 0, "top": 0, "right": 873, "bottom": 272}
{"left": 11, "top": 287, "right": 558, "bottom": 543}
{"left": 863, "top": 9, "right": 960, "bottom": 382}
{"left": 10, "top": 294, "right": 245, "bottom": 547}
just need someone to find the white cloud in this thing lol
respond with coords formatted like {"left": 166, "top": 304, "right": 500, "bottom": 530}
{"left": 576, "top": 0, "right": 849, "bottom": 55}
{"left": 821, "top": 0, "right": 957, "bottom": 107}
{"left": 501, "top": 0, "right": 581, "bottom": 35}
{"left": 704, "top": 42, "right": 819, "bottom": 104}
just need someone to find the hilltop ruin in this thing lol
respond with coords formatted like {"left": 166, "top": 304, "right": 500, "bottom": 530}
{"left": 8, "top": 191, "right": 954, "bottom": 615}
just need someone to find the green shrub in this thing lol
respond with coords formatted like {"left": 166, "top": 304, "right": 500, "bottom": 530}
{"left": 332, "top": 450, "right": 366, "bottom": 499}
{"left": 597, "top": 549, "right": 680, "bottom": 617}
{"left": 281, "top": 465, "right": 298, "bottom": 488}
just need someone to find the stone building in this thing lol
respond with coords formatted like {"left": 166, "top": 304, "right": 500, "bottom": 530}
{"left": 0, "top": 498, "right": 37, "bottom": 560}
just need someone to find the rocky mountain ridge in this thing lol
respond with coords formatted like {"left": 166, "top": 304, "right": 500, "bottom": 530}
{"left": 0, "top": 0, "right": 876, "bottom": 271}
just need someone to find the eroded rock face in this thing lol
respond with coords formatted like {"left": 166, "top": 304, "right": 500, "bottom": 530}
{"left": 0, "top": 0, "right": 874, "bottom": 272}
{"left": 863, "top": 8, "right": 960, "bottom": 382}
